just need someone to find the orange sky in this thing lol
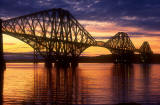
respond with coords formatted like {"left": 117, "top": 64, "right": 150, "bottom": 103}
{"left": 3, "top": 20, "right": 160, "bottom": 56}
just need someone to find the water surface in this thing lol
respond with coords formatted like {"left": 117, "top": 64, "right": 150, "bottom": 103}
{"left": 1, "top": 63, "right": 160, "bottom": 105}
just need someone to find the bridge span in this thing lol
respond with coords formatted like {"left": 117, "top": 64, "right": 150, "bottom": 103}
{"left": 0, "top": 8, "right": 153, "bottom": 68}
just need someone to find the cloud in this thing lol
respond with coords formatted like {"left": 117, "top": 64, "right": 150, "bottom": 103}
{"left": 121, "top": 16, "right": 138, "bottom": 21}
{"left": 93, "top": 36, "right": 111, "bottom": 40}
{"left": 128, "top": 32, "right": 160, "bottom": 37}
{"left": 1, "top": 0, "right": 160, "bottom": 36}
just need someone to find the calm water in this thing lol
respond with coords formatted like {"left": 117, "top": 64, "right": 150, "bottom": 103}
{"left": 1, "top": 63, "right": 160, "bottom": 105}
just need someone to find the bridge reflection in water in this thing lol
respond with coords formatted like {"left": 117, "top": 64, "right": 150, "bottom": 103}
{"left": 0, "top": 68, "right": 4, "bottom": 105}
{"left": 0, "top": 63, "right": 154, "bottom": 105}
{"left": 0, "top": 8, "right": 153, "bottom": 68}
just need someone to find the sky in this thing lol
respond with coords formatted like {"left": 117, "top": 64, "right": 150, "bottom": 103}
{"left": 1, "top": 0, "right": 160, "bottom": 56}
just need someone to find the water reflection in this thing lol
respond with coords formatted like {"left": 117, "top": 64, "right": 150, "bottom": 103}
{"left": 32, "top": 63, "right": 113, "bottom": 105}
{"left": 140, "top": 64, "right": 151, "bottom": 104}
{"left": 111, "top": 64, "right": 134, "bottom": 104}
{"left": 2, "top": 63, "right": 160, "bottom": 105}
{"left": 0, "top": 69, "right": 4, "bottom": 105}
{"left": 33, "top": 64, "right": 79, "bottom": 104}
{"left": 30, "top": 63, "right": 160, "bottom": 105}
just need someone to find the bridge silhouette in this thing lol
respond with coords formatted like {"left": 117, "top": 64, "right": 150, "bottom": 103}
{"left": 0, "top": 8, "right": 153, "bottom": 68}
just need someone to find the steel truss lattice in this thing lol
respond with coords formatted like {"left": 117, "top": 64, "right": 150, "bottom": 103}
{"left": 104, "top": 32, "right": 136, "bottom": 54}
{"left": 139, "top": 41, "right": 153, "bottom": 54}
{"left": 2, "top": 8, "right": 96, "bottom": 63}
{"left": 1, "top": 8, "right": 153, "bottom": 64}
{"left": 139, "top": 41, "right": 153, "bottom": 63}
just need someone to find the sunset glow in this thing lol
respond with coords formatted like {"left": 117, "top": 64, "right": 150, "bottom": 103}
{"left": 3, "top": 20, "right": 160, "bottom": 56}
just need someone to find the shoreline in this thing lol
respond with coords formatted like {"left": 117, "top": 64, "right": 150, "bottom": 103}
{"left": 4, "top": 54, "right": 160, "bottom": 64}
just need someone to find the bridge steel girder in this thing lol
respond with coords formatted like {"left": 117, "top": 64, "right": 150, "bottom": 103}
{"left": 139, "top": 41, "right": 153, "bottom": 54}
{"left": 139, "top": 41, "right": 153, "bottom": 63}
{"left": 105, "top": 32, "right": 136, "bottom": 53}
{"left": 2, "top": 8, "right": 96, "bottom": 64}
{"left": 104, "top": 32, "right": 136, "bottom": 63}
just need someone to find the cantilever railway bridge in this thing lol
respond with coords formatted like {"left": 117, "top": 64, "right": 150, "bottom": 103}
{"left": 0, "top": 8, "right": 153, "bottom": 67}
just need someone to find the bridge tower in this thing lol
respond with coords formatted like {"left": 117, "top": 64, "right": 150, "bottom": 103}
{"left": 139, "top": 41, "right": 153, "bottom": 63}
{"left": 104, "top": 32, "right": 135, "bottom": 63}
{"left": 2, "top": 8, "right": 96, "bottom": 67}
{"left": 0, "top": 19, "right": 5, "bottom": 69}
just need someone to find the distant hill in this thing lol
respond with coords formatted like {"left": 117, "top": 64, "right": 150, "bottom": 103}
{"left": 3, "top": 53, "right": 160, "bottom": 63}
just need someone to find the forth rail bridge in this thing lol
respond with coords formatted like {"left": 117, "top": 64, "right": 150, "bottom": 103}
{"left": 0, "top": 8, "right": 153, "bottom": 68}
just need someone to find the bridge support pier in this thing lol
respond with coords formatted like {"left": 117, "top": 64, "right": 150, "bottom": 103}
{"left": 113, "top": 51, "right": 134, "bottom": 63}
{"left": 44, "top": 55, "right": 78, "bottom": 68}
{"left": 33, "top": 49, "right": 38, "bottom": 63}
{"left": 71, "top": 57, "right": 79, "bottom": 68}
{"left": 44, "top": 56, "right": 53, "bottom": 68}
{"left": 54, "top": 56, "right": 71, "bottom": 68}
{"left": 45, "top": 60, "right": 53, "bottom": 68}
{"left": 140, "top": 53, "right": 152, "bottom": 63}
{"left": 53, "top": 56, "right": 79, "bottom": 68}
{"left": 0, "top": 19, "right": 5, "bottom": 70}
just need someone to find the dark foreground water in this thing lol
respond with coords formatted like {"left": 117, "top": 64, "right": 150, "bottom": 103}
{"left": 1, "top": 63, "right": 160, "bottom": 105}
